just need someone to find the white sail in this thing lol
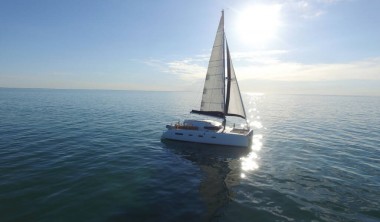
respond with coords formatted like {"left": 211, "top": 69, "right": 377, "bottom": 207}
{"left": 199, "top": 12, "right": 225, "bottom": 114}
{"left": 226, "top": 42, "right": 246, "bottom": 119}
{"left": 192, "top": 11, "right": 247, "bottom": 120}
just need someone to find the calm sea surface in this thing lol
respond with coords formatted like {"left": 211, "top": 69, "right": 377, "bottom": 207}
{"left": 0, "top": 88, "right": 379, "bottom": 222}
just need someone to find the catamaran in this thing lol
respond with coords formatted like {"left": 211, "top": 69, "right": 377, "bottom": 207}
{"left": 162, "top": 11, "right": 253, "bottom": 147}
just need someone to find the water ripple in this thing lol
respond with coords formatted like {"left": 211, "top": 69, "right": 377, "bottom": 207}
{"left": 0, "top": 89, "right": 379, "bottom": 221}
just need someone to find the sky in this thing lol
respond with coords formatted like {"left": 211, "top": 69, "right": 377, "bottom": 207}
{"left": 1, "top": 0, "right": 380, "bottom": 95}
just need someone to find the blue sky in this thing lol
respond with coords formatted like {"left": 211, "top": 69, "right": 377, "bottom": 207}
{"left": 1, "top": 0, "right": 380, "bottom": 95}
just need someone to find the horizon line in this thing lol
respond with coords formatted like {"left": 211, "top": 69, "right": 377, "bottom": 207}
{"left": 1, "top": 87, "right": 379, "bottom": 98}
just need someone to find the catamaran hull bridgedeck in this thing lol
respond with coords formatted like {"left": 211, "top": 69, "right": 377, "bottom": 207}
{"left": 162, "top": 128, "right": 253, "bottom": 147}
{"left": 162, "top": 120, "right": 253, "bottom": 147}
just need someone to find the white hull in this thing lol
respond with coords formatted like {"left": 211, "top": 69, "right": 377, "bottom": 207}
{"left": 162, "top": 128, "right": 253, "bottom": 147}
{"left": 161, "top": 120, "right": 253, "bottom": 147}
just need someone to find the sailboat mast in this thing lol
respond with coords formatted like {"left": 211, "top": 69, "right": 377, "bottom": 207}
{"left": 222, "top": 10, "right": 226, "bottom": 115}
{"left": 225, "top": 42, "right": 231, "bottom": 114}
{"left": 222, "top": 10, "right": 228, "bottom": 129}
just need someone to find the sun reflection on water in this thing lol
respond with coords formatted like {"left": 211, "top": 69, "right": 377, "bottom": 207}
{"left": 241, "top": 93, "right": 264, "bottom": 178}
{"left": 240, "top": 134, "right": 263, "bottom": 178}
{"left": 250, "top": 121, "right": 263, "bottom": 129}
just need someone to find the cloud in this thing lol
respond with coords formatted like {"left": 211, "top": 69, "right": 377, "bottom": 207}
{"left": 283, "top": 0, "right": 343, "bottom": 18}
{"left": 232, "top": 50, "right": 288, "bottom": 64}
{"left": 294, "top": 0, "right": 326, "bottom": 18}
{"left": 144, "top": 58, "right": 208, "bottom": 81}
{"left": 146, "top": 52, "right": 380, "bottom": 83}
{"left": 236, "top": 57, "right": 380, "bottom": 82}
{"left": 165, "top": 60, "right": 207, "bottom": 81}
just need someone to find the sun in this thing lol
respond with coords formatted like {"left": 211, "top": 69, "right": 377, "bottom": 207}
{"left": 236, "top": 4, "right": 282, "bottom": 46}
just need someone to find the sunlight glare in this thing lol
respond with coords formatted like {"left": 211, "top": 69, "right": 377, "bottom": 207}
{"left": 240, "top": 134, "right": 263, "bottom": 178}
{"left": 241, "top": 156, "right": 259, "bottom": 171}
{"left": 250, "top": 121, "right": 263, "bottom": 129}
{"left": 236, "top": 4, "right": 281, "bottom": 46}
{"left": 251, "top": 134, "right": 263, "bottom": 151}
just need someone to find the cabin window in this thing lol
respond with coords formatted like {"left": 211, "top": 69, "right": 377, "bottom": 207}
{"left": 175, "top": 133, "right": 183, "bottom": 135}
{"left": 211, "top": 136, "right": 216, "bottom": 138}
{"left": 189, "top": 134, "right": 193, "bottom": 136}
{"left": 198, "top": 135, "right": 203, "bottom": 137}
{"left": 204, "top": 126, "right": 222, "bottom": 131}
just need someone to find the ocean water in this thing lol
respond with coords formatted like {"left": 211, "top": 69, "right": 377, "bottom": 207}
{"left": 0, "top": 88, "right": 379, "bottom": 222}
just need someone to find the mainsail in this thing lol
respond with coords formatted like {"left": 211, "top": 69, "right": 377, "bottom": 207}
{"left": 192, "top": 11, "right": 247, "bottom": 120}
{"left": 193, "top": 11, "right": 225, "bottom": 118}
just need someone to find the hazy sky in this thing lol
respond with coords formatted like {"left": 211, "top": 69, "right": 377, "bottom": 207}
{"left": 1, "top": 0, "right": 380, "bottom": 95}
